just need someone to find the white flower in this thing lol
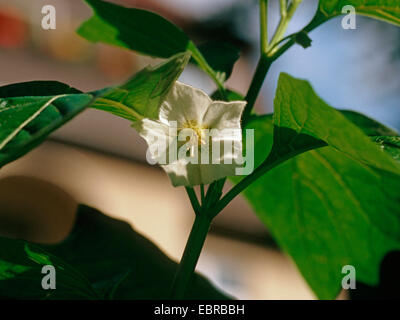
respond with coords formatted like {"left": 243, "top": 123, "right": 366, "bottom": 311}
{"left": 133, "top": 81, "right": 246, "bottom": 187}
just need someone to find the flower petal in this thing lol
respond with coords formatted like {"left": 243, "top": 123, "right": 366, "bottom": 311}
{"left": 162, "top": 161, "right": 240, "bottom": 187}
{"left": 159, "top": 81, "right": 212, "bottom": 125}
{"left": 202, "top": 100, "right": 246, "bottom": 130}
{"left": 133, "top": 119, "right": 172, "bottom": 164}
{"left": 197, "top": 163, "right": 239, "bottom": 185}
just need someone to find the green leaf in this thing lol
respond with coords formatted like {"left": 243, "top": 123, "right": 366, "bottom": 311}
{"left": 41, "top": 205, "right": 229, "bottom": 299}
{"left": 308, "top": 0, "right": 400, "bottom": 30}
{"left": 0, "top": 82, "right": 94, "bottom": 168}
{"left": 372, "top": 136, "right": 400, "bottom": 162}
{"left": 232, "top": 74, "right": 400, "bottom": 299}
{"left": 0, "top": 237, "right": 98, "bottom": 299}
{"left": 273, "top": 73, "right": 400, "bottom": 177}
{"left": 341, "top": 110, "right": 398, "bottom": 137}
{"left": 77, "top": 0, "right": 190, "bottom": 58}
{"left": 0, "top": 81, "right": 81, "bottom": 97}
{"left": 193, "top": 41, "right": 240, "bottom": 81}
{"left": 341, "top": 111, "right": 400, "bottom": 162}
{"left": 91, "top": 52, "right": 190, "bottom": 122}
{"left": 77, "top": 0, "right": 226, "bottom": 90}
{"left": 0, "top": 206, "right": 227, "bottom": 299}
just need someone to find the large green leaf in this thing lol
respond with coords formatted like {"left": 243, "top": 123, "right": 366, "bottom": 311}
{"left": 232, "top": 74, "right": 400, "bottom": 299}
{"left": 45, "top": 205, "right": 229, "bottom": 299}
{"left": 307, "top": 0, "right": 400, "bottom": 30}
{"left": 0, "top": 82, "right": 94, "bottom": 168}
{"left": 273, "top": 73, "right": 400, "bottom": 177}
{"left": 77, "top": 0, "right": 226, "bottom": 89}
{"left": 0, "top": 237, "right": 99, "bottom": 299}
{"left": 91, "top": 52, "right": 190, "bottom": 122}
{"left": 341, "top": 110, "right": 398, "bottom": 137}
{"left": 77, "top": 0, "right": 190, "bottom": 58}
{"left": 0, "top": 81, "right": 81, "bottom": 97}
{"left": 0, "top": 205, "right": 229, "bottom": 299}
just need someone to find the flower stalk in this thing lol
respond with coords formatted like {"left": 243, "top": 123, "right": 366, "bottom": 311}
{"left": 170, "top": 211, "right": 212, "bottom": 299}
{"left": 170, "top": 0, "right": 306, "bottom": 300}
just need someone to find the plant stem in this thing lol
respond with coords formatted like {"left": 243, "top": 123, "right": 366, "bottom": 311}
{"left": 200, "top": 184, "right": 205, "bottom": 206}
{"left": 185, "top": 187, "right": 201, "bottom": 215}
{"left": 279, "top": 0, "right": 287, "bottom": 16}
{"left": 259, "top": 0, "right": 269, "bottom": 53}
{"left": 210, "top": 2, "right": 324, "bottom": 219}
{"left": 188, "top": 42, "right": 227, "bottom": 100}
{"left": 242, "top": 54, "right": 273, "bottom": 123}
{"left": 170, "top": 213, "right": 212, "bottom": 299}
{"left": 243, "top": 0, "right": 304, "bottom": 126}
{"left": 267, "top": 0, "right": 303, "bottom": 56}
{"left": 172, "top": 0, "right": 308, "bottom": 300}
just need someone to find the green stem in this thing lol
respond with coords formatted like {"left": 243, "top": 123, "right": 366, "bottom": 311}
{"left": 188, "top": 42, "right": 227, "bottom": 100}
{"left": 200, "top": 184, "right": 205, "bottom": 206}
{"left": 279, "top": 0, "right": 287, "bottom": 16}
{"left": 259, "top": 0, "right": 269, "bottom": 53}
{"left": 172, "top": 0, "right": 309, "bottom": 301}
{"left": 267, "top": 0, "right": 303, "bottom": 56}
{"left": 211, "top": 3, "right": 324, "bottom": 220}
{"left": 242, "top": 54, "right": 273, "bottom": 123}
{"left": 170, "top": 213, "right": 212, "bottom": 299}
{"left": 95, "top": 98, "right": 144, "bottom": 121}
{"left": 212, "top": 152, "right": 285, "bottom": 218}
{"left": 203, "top": 178, "right": 225, "bottom": 212}
{"left": 185, "top": 187, "right": 201, "bottom": 215}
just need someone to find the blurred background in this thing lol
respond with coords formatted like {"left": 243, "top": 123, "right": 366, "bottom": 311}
{"left": 0, "top": 0, "right": 399, "bottom": 299}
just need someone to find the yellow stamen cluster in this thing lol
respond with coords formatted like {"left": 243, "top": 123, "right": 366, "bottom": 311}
{"left": 180, "top": 120, "right": 209, "bottom": 146}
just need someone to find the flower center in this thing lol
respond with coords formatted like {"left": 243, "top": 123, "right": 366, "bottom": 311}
{"left": 180, "top": 120, "right": 208, "bottom": 146}
{"left": 178, "top": 120, "right": 209, "bottom": 157}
